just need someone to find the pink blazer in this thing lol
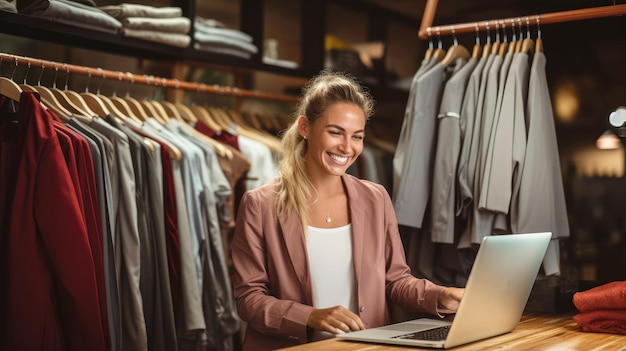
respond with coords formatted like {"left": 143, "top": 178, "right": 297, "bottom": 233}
{"left": 232, "top": 174, "right": 443, "bottom": 351}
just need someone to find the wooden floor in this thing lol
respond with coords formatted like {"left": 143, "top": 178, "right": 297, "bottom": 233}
{"left": 278, "top": 313, "right": 626, "bottom": 350}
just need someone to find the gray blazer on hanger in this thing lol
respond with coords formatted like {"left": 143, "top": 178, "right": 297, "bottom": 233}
{"left": 393, "top": 62, "right": 445, "bottom": 229}
{"left": 459, "top": 54, "right": 495, "bottom": 247}
{"left": 430, "top": 58, "right": 476, "bottom": 244}
{"left": 515, "top": 51, "right": 570, "bottom": 276}
{"left": 89, "top": 117, "right": 148, "bottom": 351}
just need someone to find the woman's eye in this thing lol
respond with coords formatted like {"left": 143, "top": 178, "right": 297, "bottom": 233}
{"left": 353, "top": 135, "right": 364, "bottom": 141}
{"left": 329, "top": 130, "right": 341, "bottom": 135}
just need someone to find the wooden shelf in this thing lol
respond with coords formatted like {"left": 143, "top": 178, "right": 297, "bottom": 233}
{"left": 0, "top": 11, "right": 309, "bottom": 78}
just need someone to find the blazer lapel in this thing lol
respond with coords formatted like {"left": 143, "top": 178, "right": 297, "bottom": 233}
{"left": 343, "top": 174, "right": 365, "bottom": 290}
{"left": 277, "top": 209, "right": 312, "bottom": 304}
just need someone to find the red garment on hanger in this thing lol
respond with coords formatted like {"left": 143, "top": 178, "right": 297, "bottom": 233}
{"left": 0, "top": 92, "right": 106, "bottom": 351}
{"left": 53, "top": 119, "right": 110, "bottom": 350}
{"left": 195, "top": 120, "right": 247, "bottom": 214}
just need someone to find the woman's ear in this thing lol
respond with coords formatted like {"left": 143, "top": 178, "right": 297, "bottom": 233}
{"left": 297, "top": 116, "right": 309, "bottom": 139}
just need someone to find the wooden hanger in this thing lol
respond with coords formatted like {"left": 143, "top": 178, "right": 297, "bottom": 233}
{"left": 230, "top": 110, "right": 282, "bottom": 144}
{"left": 161, "top": 100, "right": 232, "bottom": 159}
{"left": 81, "top": 92, "right": 110, "bottom": 117}
{"left": 440, "top": 43, "right": 470, "bottom": 67}
{"left": 519, "top": 18, "right": 535, "bottom": 55}
{"left": 65, "top": 90, "right": 97, "bottom": 116}
{"left": 191, "top": 105, "right": 222, "bottom": 132}
{"left": 470, "top": 24, "right": 482, "bottom": 59}
{"left": 139, "top": 99, "right": 162, "bottom": 122}
{"left": 21, "top": 84, "right": 71, "bottom": 122}
{"left": 175, "top": 103, "right": 199, "bottom": 124}
{"left": 214, "top": 107, "right": 281, "bottom": 152}
{"left": 31, "top": 84, "right": 73, "bottom": 118}
{"left": 208, "top": 106, "right": 235, "bottom": 130}
{"left": 98, "top": 94, "right": 130, "bottom": 119}
{"left": 123, "top": 96, "right": 150, "bottom": 121}
{"left": 432, "top": 47, "right": 446, "bottom": 62}
{"left": 48, "top": 64, "right": 93, "bottom": 117}
{"left": 427, "top": 27, "right": 446, "bottom": 62}
{"left": 21, "top": 84, "right": 70, "bottom": 121}
{"left": 161, "top": 100, "right": 183, "bottom": 122}
{"left": 241, "top": 111, "right": 264, "bottom": 131}
{"left": 507, "top": 22, "right": 518, "bottom": 55}
{"left": 228, "top": 108, "right": 255, "bottom": 130}
{"left": 111, "top": 96, "right": 143, "bottom": 123}
{"left": 175, "top": 113, "right": 234, "bottom": 160}
{"left": 117, "top": 72, "right": 150, "bottom": 121}
{"left": 21, "top": 62, "right": 73, "bottom": 122}
{"left": 231, "top": 110, "right": 272, "bottom": 138}
{"left": 51, "top": 87, "right": 91, "bottom": 116}
{"left": 521, "top": 38, "right": 535, "bottom": 54}
{"left": 149, "top": 100, "right": 170, "bottom": 122}
{"left": 490, "top": 38, "right": 500, "bottom": 56}
{"left": 0, "top": 77, "right": 23, "bottom": 102}
{"left": 471, "top": 43, "right": 482, "bottom": 59}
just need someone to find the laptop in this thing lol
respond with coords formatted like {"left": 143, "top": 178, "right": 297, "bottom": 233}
{"left": 336, "top": 232, "right": 552, "bottom": 348}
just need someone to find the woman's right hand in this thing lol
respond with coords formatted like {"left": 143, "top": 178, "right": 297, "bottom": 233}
{"left": 307, "top": 306, "right": 365, "bottom": 334}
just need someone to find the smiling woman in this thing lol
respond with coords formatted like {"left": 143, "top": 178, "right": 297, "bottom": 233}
{"left": 231, "top": 69, "right": 465, "bottom": 351}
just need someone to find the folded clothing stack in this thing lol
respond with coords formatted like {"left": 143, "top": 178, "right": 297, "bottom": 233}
{"left": 572, "top": 281, "right": 626, "bottom": 335}
{"left": 0, "top": 0, "right": 16, "bottom": 13}
{"left": 17, "top": 0, "right": 122, "bottom": 34}
{"left": 99, "top": 3, "right": 190, "bottom": 48}
{"left": 194, "top": 16, "right": 258, "bottom": 60}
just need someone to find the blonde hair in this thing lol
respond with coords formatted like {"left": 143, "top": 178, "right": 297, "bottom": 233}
{"left": 275, "top": 70, "right": 374, "bottom": 229}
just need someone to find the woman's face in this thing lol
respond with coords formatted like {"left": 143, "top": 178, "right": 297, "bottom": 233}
{"left": 299, "top": 102, "right": 366, "bottom": 177}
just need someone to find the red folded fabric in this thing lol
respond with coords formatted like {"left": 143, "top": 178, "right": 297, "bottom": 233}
{"left": 573, "top": 309, "right": 626, "bottom": 335}
{"left": 573, "top": 281, "right": 626, "bottom": 312}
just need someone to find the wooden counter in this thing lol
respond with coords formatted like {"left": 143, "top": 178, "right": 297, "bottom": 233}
{"left": 278, "top": 314, "right": 626, "bottom": 350}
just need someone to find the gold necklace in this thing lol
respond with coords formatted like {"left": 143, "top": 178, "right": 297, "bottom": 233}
{"left": 313, "top": 181, "right": 341, "bottom": 224}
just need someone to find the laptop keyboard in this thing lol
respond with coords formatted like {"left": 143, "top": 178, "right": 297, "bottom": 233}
{"left": 391, "top": 325, "right": 451, "bottom": 341}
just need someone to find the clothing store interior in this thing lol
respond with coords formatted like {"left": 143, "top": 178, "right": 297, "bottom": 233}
{"left": 1, "top": 0, "right": 626, "bottom": 350}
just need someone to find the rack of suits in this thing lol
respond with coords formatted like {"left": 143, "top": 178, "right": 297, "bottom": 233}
{"left": 393, "top": 18, "right": 571, "bottom": 287}
{"left": 396, "top": 2, "right": 626, "bottom": 289}
{"left": 0, "top": 53, "right": 295, "bottom": 351}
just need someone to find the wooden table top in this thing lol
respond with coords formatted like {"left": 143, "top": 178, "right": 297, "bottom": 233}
{"left": 278, "top": 313, "right": 626, "bottom": 350}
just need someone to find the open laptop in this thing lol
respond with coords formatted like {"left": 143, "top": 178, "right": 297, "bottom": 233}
{"left": 336, "top": 232, "right": 551, "bottom": 348}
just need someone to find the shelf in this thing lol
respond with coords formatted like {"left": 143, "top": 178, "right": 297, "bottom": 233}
{"left": 0, "top": 12, "right": 310, "bottom": 78}
{"left": 1, "top": 0, "right": 422, "bottom": 101}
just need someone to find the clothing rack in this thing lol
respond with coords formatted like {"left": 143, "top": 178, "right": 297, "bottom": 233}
{"left": 418, "top": 0, "right": 626, "bottom": 39}
{"left": 0, "top": 52, "right": 299, "bottom": 103}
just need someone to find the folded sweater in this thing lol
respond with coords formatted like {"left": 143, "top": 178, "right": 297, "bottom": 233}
{"left": 99, "top": 3, "right": 182, "bottom": 19}
{"left": 120, "top": 16, "right": 190, "bottom": 34}
{"left": 573, "top": 309, "right": 626, "bottom": 335}
{"left": 573, "top": 281, "right": 626, "bottom": 312}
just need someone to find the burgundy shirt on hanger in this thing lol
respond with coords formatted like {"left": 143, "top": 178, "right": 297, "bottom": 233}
{"left": 194, "top": 120, "right": 248, "bottom": 215}
{"left": 0, "top": 92, "right": 106, "bottom": 351}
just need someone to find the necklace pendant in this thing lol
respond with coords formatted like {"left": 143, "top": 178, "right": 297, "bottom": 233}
{"left": 325, "top": 215, "right": 332, "bottom": 223}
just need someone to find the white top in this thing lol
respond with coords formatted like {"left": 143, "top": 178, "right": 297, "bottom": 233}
{"left": 306, "top": 224, "right": 357, "bottom": 314}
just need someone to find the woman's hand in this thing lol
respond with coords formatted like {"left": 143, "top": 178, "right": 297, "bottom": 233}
{"left": 307, "top": 306, "right": 366, "bottom": 334}
{"left": 437, "top": 287, "right": 464, "bottom": 313}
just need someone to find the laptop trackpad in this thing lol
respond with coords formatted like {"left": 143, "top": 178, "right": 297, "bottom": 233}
{"left": 378, "top": 321, "right": 444, "bottom": 333}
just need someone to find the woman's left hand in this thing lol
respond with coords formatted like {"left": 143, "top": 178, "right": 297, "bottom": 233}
{"left": 437, "top": 287, "right": 464, "bottom": 313}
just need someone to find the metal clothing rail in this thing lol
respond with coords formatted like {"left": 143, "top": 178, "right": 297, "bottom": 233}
{"left": 418, "top": 0, "right": 626, "bottom": 39}
{"left": 0, "top": 52, "right": 300, "bottom": 103}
